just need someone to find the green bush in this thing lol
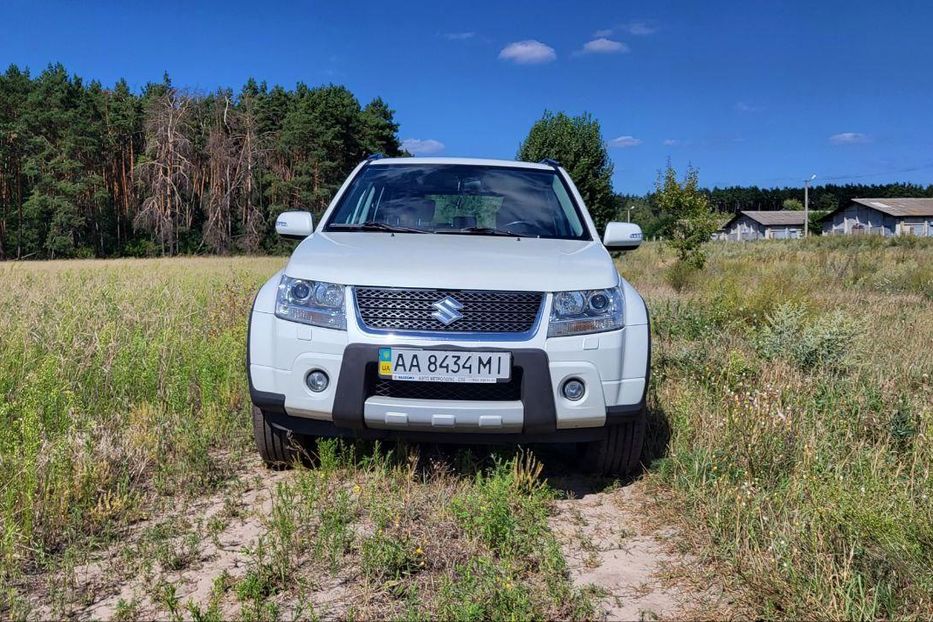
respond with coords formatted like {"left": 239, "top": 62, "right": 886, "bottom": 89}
{"left": 756, "top": 302, "right": 859, "bottom": 370}
{"left": 664, "top": 259, "right": 699, "bottom": 292}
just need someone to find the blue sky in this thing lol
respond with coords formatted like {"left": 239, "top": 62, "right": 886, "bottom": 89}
{"left": 2, "top": 0, "right": 932, "bottom": 193}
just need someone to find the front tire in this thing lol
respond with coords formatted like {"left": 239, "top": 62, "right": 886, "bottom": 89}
{"left": 252, "top": 405, "right": 305, "bottom": 468}
{"left": 583, "top": 409, "right": 647, "bottom": 476}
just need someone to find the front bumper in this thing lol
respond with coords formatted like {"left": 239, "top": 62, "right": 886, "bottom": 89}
{"left": 248, "top": 310, "right": 649, "bottom": 438}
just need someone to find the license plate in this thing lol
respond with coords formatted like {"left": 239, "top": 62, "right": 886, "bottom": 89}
{"left": 378, "top": 348, "right": 511, "bottom": 383}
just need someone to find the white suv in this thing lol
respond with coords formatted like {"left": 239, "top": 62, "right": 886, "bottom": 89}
{"left": 247, "top": 157, "right": 649, "bottom": 474}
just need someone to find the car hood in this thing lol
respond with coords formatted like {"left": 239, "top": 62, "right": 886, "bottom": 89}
{"left": 284, "top": 232, "right": 619, "bottom": 292}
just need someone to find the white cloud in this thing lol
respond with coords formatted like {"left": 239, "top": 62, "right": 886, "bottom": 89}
{"left": 829, "top": 132, "right": 870, "bottom": 145}
{"left": 443, "top": 32, "right": 475, "bottom": 40}
{"left": 593, "top": 28, "right": 614, "bottom": 37}
{"left": 579, "top": 38, "right": 629, "bottom": 55}
{"left": 620, "top": 21, "right": 657, "bottom": 35}
{"left": 734, "top": 101, "right": 761, "bottom": 113}
{"left": 402, "top": 138, "right": 446, "bottom": 155}
{"left": 662, "top": 139, "right": 680, "bottom": 146}
{"left": 609, "top": 135, "right": 642, "bottom": 148}
{"left": 498, "top": 40, "right": 557, "bottom": 64}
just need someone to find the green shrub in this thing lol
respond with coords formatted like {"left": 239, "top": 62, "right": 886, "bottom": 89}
{"left": 756, "top": 302, "right": 859, "bottom": 370}
{"left": 664, "top": 259, "right": 699, "bottom": 292}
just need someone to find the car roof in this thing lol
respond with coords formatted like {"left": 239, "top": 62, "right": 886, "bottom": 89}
{"left": 369, "top": 157, "right": 555, "bottom": 170}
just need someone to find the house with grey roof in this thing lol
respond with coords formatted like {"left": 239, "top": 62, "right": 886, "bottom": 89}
{"left": 716, "top": 210, "right": 807, "bottom": 241}
{"left": 820, "top": 198, "right": 933, "bottom": 237}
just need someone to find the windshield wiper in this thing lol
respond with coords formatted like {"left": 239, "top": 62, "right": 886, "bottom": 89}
{"left": 328, "top": 222, "right": 427, "bottom": 234}
{"left": 436, "top": 226, "right": 522, "bottom": 238}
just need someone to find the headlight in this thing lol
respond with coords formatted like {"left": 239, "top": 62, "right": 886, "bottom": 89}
{"left": 275, "top": 276, "right": 346, "bottom": 330}
{"left": 547, "top": 286, "right": 624, "bottom": 337}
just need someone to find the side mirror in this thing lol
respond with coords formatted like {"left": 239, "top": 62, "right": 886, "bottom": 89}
{"left": 603, "top": 222, "right": 643, "bottom": 251}
{"left": 275, "top": 211, "right": 314, "bottom": 239}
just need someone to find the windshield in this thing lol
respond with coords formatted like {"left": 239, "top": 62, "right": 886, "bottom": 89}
{"left": 324, "top": 164, "right": 590, "bottom": 240}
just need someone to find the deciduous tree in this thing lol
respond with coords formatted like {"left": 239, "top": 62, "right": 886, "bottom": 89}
{"left": 517, "top": 111, "right": 615, "bottom": 233}
{"left": 654, "top": 162, "right": 717, "bottom": 269}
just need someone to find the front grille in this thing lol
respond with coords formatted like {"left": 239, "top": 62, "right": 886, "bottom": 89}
{"left": 367, "top": 365, "right": 523, "bottom": 401}
{"left": 354, "top": 287, "right": 543, "bottom": 334}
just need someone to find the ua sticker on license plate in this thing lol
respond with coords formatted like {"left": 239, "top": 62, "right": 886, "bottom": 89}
{"left": 378, "top": 348, "right": 511, "bottom": 383}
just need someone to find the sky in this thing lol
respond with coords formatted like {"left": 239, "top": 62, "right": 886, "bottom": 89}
{"left": 2, "top": 0, "right": 932, "bottom": 194}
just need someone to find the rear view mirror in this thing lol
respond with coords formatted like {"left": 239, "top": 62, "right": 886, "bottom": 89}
{"left": 275, "top": 211, "right": 314, "bottom": 239}
{"left": 603, "top": 222, "right": 643, "bottom": 250}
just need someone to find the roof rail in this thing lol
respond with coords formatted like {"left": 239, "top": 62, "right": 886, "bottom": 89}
{"left": 539, "top": 158, "right": 561, "bottom": 168}
{"left": 366, "top": 153, "right": 385, "bottom": 161}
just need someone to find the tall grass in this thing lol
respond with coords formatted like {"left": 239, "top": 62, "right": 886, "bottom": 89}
{"left": 0, "top": 257, "right": 282, "bottom": 585}
{"left": 0, "top": 257, "right": 591, "bottom": 620}
{"left": 1, "top": 238, "right": 931, "bottom": 619}
{"left": 621, "top": 238, "right": 932, "bottom": 620}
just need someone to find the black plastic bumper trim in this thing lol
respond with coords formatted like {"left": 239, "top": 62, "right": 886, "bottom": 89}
{"left": 605, "top": 401, "right": 645, "bottom": 424}
{"left": 332, "top": 344, "right": 557, "bottom": 435}
{"left": 251, "top": 389, "right": 287, "bottom": 416}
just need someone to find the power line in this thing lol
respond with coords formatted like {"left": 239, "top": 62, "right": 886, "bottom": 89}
{"left": 819, "top": 162, "right": 933, "bottom": 182}
{"left": 706, "top": 162, "right": 933, "bottom": 188}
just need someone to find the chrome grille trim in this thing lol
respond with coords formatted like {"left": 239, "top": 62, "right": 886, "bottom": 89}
{"left": 353, "top": 287, "right": 544, "bottom": 336}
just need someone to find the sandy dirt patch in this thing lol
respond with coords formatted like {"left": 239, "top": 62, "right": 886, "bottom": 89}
{"left": 549, "top": 475, "right": 739, "bottom": 621}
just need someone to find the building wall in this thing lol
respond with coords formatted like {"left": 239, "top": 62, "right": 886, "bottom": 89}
{"left": 722, "top": 215, "right": 764, "bottom": 241}
{"left": 720, "top": 216, "right": 803, "bottom": 240}
{"left": 896, "top": 218, "right": 933, "bottom": 237}
{"left": 764, "top": 225, "right": 802, "bottom": 239}
{"left": 822, "top": 204, "right": 895, "bottom": 236}
{"left": 822, "top": 203, "right": 933, "bottom": 236}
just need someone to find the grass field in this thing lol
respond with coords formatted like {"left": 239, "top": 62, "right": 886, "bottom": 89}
{"left": 631, "top": 237, "right": 933, "bottom": 620}
{"left": 1, "top": 238, "right": 931, "bottom": 619}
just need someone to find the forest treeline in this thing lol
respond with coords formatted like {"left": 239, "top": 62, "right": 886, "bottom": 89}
{"left": 2, "top": 64, "right": 932, "bottom": 258}
{"left": 702, "top": 182, "right": 933, "bottom": 213}
{"left": 0, "top": 64, "right": 403, "bottom": 259}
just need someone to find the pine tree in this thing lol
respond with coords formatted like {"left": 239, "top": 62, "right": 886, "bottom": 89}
{"left": 0, "top": 65, "right": 33, "bottom": 258}
{"left": 21, "top": 65, "right": 88, "bottom": 258}
{"left": 361, "top": 97, "right": 403, "bottom": 157}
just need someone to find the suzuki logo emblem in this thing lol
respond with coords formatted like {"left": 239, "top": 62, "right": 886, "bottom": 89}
{"left": 431, "top": 295, "right": 464, "bottom": 326}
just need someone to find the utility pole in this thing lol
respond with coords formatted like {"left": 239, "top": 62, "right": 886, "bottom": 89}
{"left": 804, "top": 174, "right": 816, "bottom": 237}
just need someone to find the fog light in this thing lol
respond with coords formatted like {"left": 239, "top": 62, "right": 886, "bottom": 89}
{"left": 305, "top": 370, "right": 329, "bottom": 392}
{"left": 561, "top": 378, "right": 585, "bottom": 401}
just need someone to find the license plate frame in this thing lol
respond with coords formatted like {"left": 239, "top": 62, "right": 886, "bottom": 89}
{"left": 377, "top": 347, "right": 511, "bottom": 384}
